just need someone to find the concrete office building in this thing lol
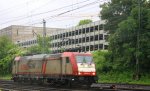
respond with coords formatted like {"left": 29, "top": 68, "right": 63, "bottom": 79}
{"left": 0, "top": 25, "right": 64, "bottom": 48}
{"left": 0, "top": 20, "right": 108, "bottom": 53}
{"left": 50, "top": 20, "right": 109, "bottom": 53}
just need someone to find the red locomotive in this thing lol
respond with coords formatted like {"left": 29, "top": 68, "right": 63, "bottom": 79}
{"left": 12, "top": 52, "right": 97, "bottom": 86}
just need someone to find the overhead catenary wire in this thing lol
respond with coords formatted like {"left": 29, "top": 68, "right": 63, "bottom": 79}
{"left": 0, "top": 0, "right": 107, "bottom": 28}
{"left": 28, "top": 0, "right": 100, "bottom": 25}
{"left": 0, "top": 0, "right": 92, "bottom": 25}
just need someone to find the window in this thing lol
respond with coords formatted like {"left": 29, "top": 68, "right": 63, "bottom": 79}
{"left": 86, "top": 46, "right": 89, "bottom": 51}
{"left": 79, "top": 38, "right": 81, "bottom": 43}
{"left": 86, "top": 28, "right": 89, "bottom": 33}
{"left": 66, "top": 57, "right": 70, "bottom": 63}
{"left": 75, "top": 55, "right": 93, "bottom": 63}
{"left": 94, "top": 45, "right": 98, "bottom": 50}
{"left": 95, "top": 35, "right": 98, "bottom": 41}
{"left": 86, "top": 37, "right": 89, "bottom": 42}
{"left": 75, "top": 39, "right": 78, "bottom": 44}
{"left": 104, "top": 45, "right": 108, "bottom": 49}
{"left": 76, "top": 30, "right": 78, "bottom": 35}
{"left": 69, "top": 32, "right": 71, "bottom": 36}
{"left": 90, "top": 27, "right": 94, "bottom": 32}
{"left": 79, "top": 29, "right": 82, "bottom": 34}
{"left": 82, "top": 37, "right": 85, "bottom": 43}
{"left": 63, "top": 33, "right": 65, "bottom": 37}
{"left": 95, "top": 25, "right": 98, "bottom": 31}
{"left": 55, "top": 35, "right": 57, "bottom": 39}
{"left": 82, "top": 28, "right": 85, "bottom": 34}
{"left": 99, "top": 34, "right": 103, "bottom": 40}
{"left": 72, "top": 31, "right": 75, "bottom": 36}
{"left": 66, "top": 32, "right": 68, "bottom": 37}
{"left": 90, "top": 45, "right": 94, "bottom": 51}
{"left": 99, "top": 44, "right": 103, "bottom": 49}
{"left": 90, "top": 36, "right": 94, "bottom": 41}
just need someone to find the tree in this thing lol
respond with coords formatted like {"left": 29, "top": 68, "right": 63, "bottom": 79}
{"left": 100, "top": 0, "right": 134, "bottom": 33}
{"left": 0, "top": 36, "right": 21, "bottom": 74}
{"left": 26, "top": 35, "right": 51, "bottom": 54}
{"left": 77, "top": 19, "right": 92, "bottom": 26}
{"left": 100, "top": 0, "right": 150, "bottom": 73}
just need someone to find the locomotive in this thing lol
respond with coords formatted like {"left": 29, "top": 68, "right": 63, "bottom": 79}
{"left": 12, "top": 52, "right": 97, "bottom": 86}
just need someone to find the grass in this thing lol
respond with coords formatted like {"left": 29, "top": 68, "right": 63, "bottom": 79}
{"left": 0, "top": 74, "right": 11, "bottom": 80}
{"left": 98, "top": 71, "right": 150, "bottom": 85}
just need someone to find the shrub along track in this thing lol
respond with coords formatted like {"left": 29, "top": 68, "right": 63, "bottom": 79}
{"left": 0, "top": 80, "right": 150, "bottom": 91}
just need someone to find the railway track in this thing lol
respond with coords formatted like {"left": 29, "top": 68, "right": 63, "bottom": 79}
{"left": 0, "top": 80, "right": 150, "bottom": 91}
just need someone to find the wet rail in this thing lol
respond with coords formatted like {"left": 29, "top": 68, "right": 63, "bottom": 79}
{"left": 91, "top": 83, "right": 150, "bottom": 91}
{"left": 0, "top": 80, "right": 150, "bottom": 91}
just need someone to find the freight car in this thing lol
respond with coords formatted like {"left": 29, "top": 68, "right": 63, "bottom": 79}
{"left": 12, "top": 52, "right": 97, "bottom": 86}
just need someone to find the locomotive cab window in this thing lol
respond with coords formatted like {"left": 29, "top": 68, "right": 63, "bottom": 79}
{"left": 76, "top": 55, "right": 93, "bottom": 63}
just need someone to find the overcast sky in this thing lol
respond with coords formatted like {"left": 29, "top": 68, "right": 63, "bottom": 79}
{"left": 0, "top": 0, "right": 107, "bottom": 29}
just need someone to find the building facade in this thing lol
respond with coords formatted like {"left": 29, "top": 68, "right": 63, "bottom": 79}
{"left": 50, "top": 20, "right": 108, "bottom": 53}
{"left": 0, "top": 20, "right": 108, "bottom": 53}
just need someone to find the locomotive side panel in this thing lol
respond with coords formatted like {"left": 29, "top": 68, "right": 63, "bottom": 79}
{"left": 62, "top": 57, "right": 73, "bottom": 75}
{"left": 18, "top": 58, "right": 30, "bottom": 73}
{"left": 27, "top": 60, "right": 43, "bottom": 73}
{"left": 45, "top": 59, "right": 61, "bottom": 74}
{"left": 17, "top": 57, "right": 43, "bottom": 74}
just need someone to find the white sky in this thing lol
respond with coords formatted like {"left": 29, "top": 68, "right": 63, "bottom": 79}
{"left": 0, "top": 0, "right": 107, "bottom": 29}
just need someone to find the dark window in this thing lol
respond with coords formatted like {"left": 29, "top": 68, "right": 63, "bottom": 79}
{"left": 66, "top": 41, "right": 68, "bottom": 45}
{"left": 82, "top": 37, "right": 85, "bottom": 43}
{"left": 76, "top": 30, "right": 78, "bottom": 35}
{"left": 95, "top": 35, "right": 98, "bottom": 41}
{"left": 86, "top": 28, "right": 89, "bottom": 33}
{"left": 90, "top": 45, "right": 94, "bottom": 51}
{"left": 90, "top": 36, "right": 94, "bottom": 41}
{"left": 99, "top": 44, "right": 103, "bottom": 49}
{"left": 72, "top": 39, "right": 75, "bottom": 44}
{"left": 69, "top": 40, "right": 71, "bottom": 45}
{"left": 104, "top": 45, "right": 108, "bottom": 49}
{"left": 95, "top": 25, "right": 98, "bottom": 31}
{"left": 90, "top": 27, "right": 94, "bottom": 32}
{"left": 99, "top": 34, "right": 103, "bottom": 40}
{"left": 57, "top": 34, "right": 60, "bottom": 39}
{"left": 82, "top": 46, "right": 85, "bottom": 52}
{"left": 69, "top": 32, "right": 71, "bottom": 36}
{"left": 86, "top": 46, "right": 89, "bottom": 51}
{"left": 86, "top": 37, "right": 89, "bottom": 42}
{"left": 63, "top": 33, "right": 65, "bottom": 37}
{"left": 55, "top": 35, "right": 57, "bottom": 39}
{"left": 72, "top": 31, "right": 75, "bottom": 36}
{"left": 75, "top": 39, "right": 78, "bottom": 44}
{"left": 60, "top": 34, "right": 62, "bottom": 38}
{"left": 66, "top": 32, "right": 68, "bottom": 37}
{"left": 79, "top": 38, "right": 82, "bottom": 43}
{"left": 94, "top": 45, "right": 98, "bottom": 50}
{"left": 79, "top": 29, "right": 82, "bottom": 34}
{"left": 82, "top": 28, "right": 85, "bottom": 34}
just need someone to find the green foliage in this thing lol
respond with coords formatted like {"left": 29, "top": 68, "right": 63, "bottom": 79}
{"left": 93, "top": 50, "right": 112, "bottom": 74}
{"left": 99, "top": 71, "right": 150, "bottom": 85}
{"left": 0, "top": 36, "right": 21, "bottom": 75}
{"left": 100, "top": 0, "right": 150, "bottom": 73}
{"left": 77, "top": 19, "right": 92, "bottom": 26}
{"left": 26, "top": 35, "right": 51, "bottom": 54}
{"left": 100, "top": 0, "right": 134, "bottom": 33}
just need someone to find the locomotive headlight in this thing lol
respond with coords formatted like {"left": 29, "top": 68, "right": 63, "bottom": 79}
{"left": 92, "top": 72, "right": 95, "bottom": 75}
{"left": 78, "top": 72, "right": 81, "bottom": 75}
